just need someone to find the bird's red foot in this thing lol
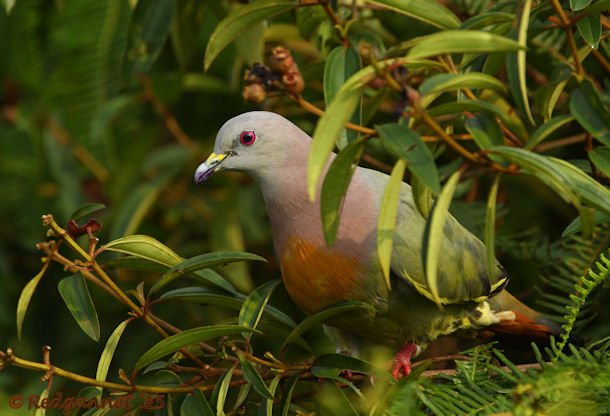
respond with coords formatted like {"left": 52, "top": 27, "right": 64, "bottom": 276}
{"left": 391, "top": 343, "right": 421, "bottom": 380}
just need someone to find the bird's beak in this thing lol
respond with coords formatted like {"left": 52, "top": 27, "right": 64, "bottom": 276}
{"left": 194, "top": 152, "right": 230, "bottom": 184}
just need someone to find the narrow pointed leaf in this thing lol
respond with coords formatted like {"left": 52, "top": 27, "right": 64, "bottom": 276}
{"left": 280, "top": 374, "right": 300, "bottom": 416}
{"left": 259, "top": 375, "right": 281, "bottom": 416}
{"left": 465, "top": 113, "right": 504, "bottom": 150}
{"left": 238, "top": 353, "right": 274, "bottom": 400}
{"left": 150, "top": 251, "right": 266, "bottom": 295}
{"left": 569, "top": 80, "right": 610, "bottom": 146}
{"left": 102, "top": 235, "right": 182, "bottom": 267}
{"left": 411, "top": 174, "right": 433, "bottom": 219}
{"left": 562, "top": 211, "right": 610, "bottom": 236}
{"left": 213, "top": 367, "right": 234, "bottom": 416}
{"left": 461, "top": 12, "right": 515, "bottom": 29}
{"left": 515, "top": 0, "right": 535, "bottom": 124}
{"left": 589, "top": 147, "right": 610, "bottom": 177}
{"left": 526, "top": 115, "right": 575, "bottom": 150}
{"left": 58, "top": 273, "right": 100, "bottom": 341}
{"left": 570, "top": 0, "right": 592, "bottom": 10}
{"left": 16, "top": 263, "right": 49, "bottom": 340}
{"left": 485, "top": 175, "right": 502, "bottom": 278}
{"left": 321, "top": 139, "right": 365, "bottom": 245}
{"left": 428, "top": 99, "right": 510, "bottom": 125}
{"left": 378, "top": 159, "right": 407, "bottom": 289}
{"left": 70, "top": 203, "right": 106, "bottom": 221}
{"left": 282, "top": 301, "right": 375, "bottom": 348}
{"left": 181, "top": 391, "right": 214, "bottom": 416}
{"left": 96, "top": 319, "right": 131, "bottom": 391}
{"left": 366, "top": 0, "right": 460, "bottom": 29}
{"left": 135, "top": 325, "right": 259, "bottom": 370}
{"left": 576, "top": 14, "right": 601, "bottom": 48}
{"left": 377, "top": 124, "right": 440, "bottom": 193}
{"left": 423, "top": 170, "right": 462, "bottom": 308}
{"left": 419, "top": 73, "right": 507, "bottom": 96}
{"left": 204, "top": 1, "right": 297, "bottom": 70}
{"left": 238, "top": 279, "right": 281, "bottom": 333}
{"left": 407, "top": 30, "right": 521, "bottom": 59}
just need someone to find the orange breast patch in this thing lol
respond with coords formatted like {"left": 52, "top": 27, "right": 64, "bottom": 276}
{"left": 280, "top": 237, "right": 364, "bottom": 314}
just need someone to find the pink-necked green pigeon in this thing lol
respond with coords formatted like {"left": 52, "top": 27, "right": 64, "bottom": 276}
{"left": 195, "top": 111, "right": 559, "bottom": 378}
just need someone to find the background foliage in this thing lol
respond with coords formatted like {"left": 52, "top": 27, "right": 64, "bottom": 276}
{"left": 1, "top": 0, "right": 609, "bottom": 414}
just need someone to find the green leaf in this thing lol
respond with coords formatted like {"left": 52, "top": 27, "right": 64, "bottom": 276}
{"left": 570, "top": 0, "right": 592, "bottom": 10}
{"left": 485, "top": 175, "right": 502, "bottom": 278}
{"left": 238, "top": 353, "right": 274, "bottom": 400}
{"left": 460, "top": 12, "right": 515, "bottom": 30}
{"left": 128, "top": 0, "right": 176, "bottom": 74}
{"left": 562, "top": 210, "right": 610, "bottom": 236}
{"left": 512, "top": 0, "right": 535, "bottom": 125}
{"left": 321, "top": 139, "right": 366, "bottom": 246}
{"left": 212, "top": 367, "right": 234, "bottom": 416}
{"left": 407, "top": 30, "right": 522, "bottom": 59}
{"left": 411, "top": 174, "right": 433, "bottom": 219}
{"left": 377, "top": 124, "right": 440, "bottom": 193}
{"left": 313, "top": 353, "right": 389, "bottom": 379}
{"left": 581, "top": 0, "right": 610, "bottom": 13}
{"left": 576, "top": 14, "right": 601, "bottom": 49}
{"left": 180, "top": 391, "right": 214, "bottom": 416}
{"left": 570, "top": 80, "right": 610, "bottom": 146}
{"left": 16, "top": 263, "right": 49, "bottom": 340}
{"left": 428, "top": 99, "right": 510, "bottom": 125}
{"left": 160, "top": 287, "right": 295, "bottom": 328}
{"left": 281, "top": 301, "right": 375, "bottom": 348}
{"left": 423, "top": 170, "right": 462, "bottom": 308}
{"left": 96, "top": 319, "right": 131, "bottom": 391}
{"left": 377, "top": 159, "right": 407, "bottom": 289}
{"left": 2, "top": 0, "right": 16, "bottom": 14}
{"left": 366, "top": 0, "right": 460, "bottom": 29}
{"left": 70, "top": 203, "right": 106, "bottom": 221}
{"left": 58, "top": 273, "right": 101, "bottom": 341}
{"left": 465, "top": 113, "right": 504, "bottom": 150}
{"left": 135, "top": 325, "right": 259, "bottom": 370}
{"left": 150, "top": 251, "right": 266, "bottom": 295}
{"left": 102, "top": 235, "right": 182, "bottom": 268}
{"left": 536, "top": 79, "right": 569, "bottom": 121}
{"left": 419, "top": 73, "right": 507, "bottom": 96}
{"left": 238, "top": 279, "right": 281, "bottom": 333}
{"left": 589, "top": 147, "right": 610, "bottom": 177}
{"left": 526, "top": 115, "right": 575, "bottom": 150}
{"left": 33, "top": 387, "right": 49, "bottom": 416}
{"left": 318, "top": 381, "right": 359, "bottom": 416}
{"left": 279, "top": 374, "right": 300, "bottom": 416}
{"left": 259, "top": 375, "right": 281, "bottom": 416}
{"left": 204, "top": 1, "right": 297, "bottom": 70}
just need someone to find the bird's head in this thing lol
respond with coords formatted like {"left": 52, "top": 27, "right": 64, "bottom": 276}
{"left": 194, "top": 111, "right": 308, "bottom": 184}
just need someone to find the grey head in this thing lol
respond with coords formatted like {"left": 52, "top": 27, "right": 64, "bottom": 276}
{"left": 194, "top": 111, "right": 310, "bottom": 184}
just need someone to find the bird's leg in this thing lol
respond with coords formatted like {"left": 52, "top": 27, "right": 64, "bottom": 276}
{"left": 391, "top": 343, "right": 422, "bottom": 380}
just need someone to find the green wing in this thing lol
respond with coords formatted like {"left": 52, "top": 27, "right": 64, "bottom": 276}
{"left": 390, "top": 185, "right": 508, "bottom": 304}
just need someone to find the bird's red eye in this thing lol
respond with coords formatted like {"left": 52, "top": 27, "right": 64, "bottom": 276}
{"left": 239, "top": 130, "right": 256, "bottom": 145}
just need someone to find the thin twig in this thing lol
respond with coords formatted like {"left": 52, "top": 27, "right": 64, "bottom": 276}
{"left": 549, "top": 0, "right": 584, "bottom": 76}
{"left": 535, "top": 133, "right": 587, "bottom": 152}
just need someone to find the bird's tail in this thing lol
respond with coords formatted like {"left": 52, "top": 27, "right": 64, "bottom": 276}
{"left": 485, "top": 291, "right": 563, "bottom": 341}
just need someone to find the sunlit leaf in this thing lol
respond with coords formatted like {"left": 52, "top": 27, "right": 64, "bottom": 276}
{"left": 58, "top": 273, "right": 100, "bottom": 341}
{"left": 149, "top": 251, "right": 266, "bottom": 295}
{"left": 16, "top": 263, "right": 49, "bottom": 340}
{"left": 260, "top": 375, "right": 281, "bottom": 416}
{"left": 407, "top": 30, "right": 522, "bottom": 59}
{"left": 96, "top": 319, "right": 131, "bottom": 392}
{"left": 238, "top": 352, "right": 274, "bottom": 400}
{"left": 423, "top": 170, "right": 462, "bottom": 308}
{"left": 279, "top": 374, "right": 300, "bottom": 416}
{"left": 103, "top": 234, "right": 182, "bottom": 267}
{"left": 238, "top": 279, "right": 281, "bottom": 334}
{"left": 321, "top": 139, "right": 365, "bottom": 246}
{"left": 377, "top": 159, "right": 406, "bottom": 289}
{"left": 204, "top": 1, "right": 297, "bottom": 70}
{"left": 461, "top": 12, "right": 515, "bottom": 29}
{"left": 526, "top": 115, "right": 575, "bottom": 150}
{"left": 419, "top": 73, "right": 507, "bottom": 96}
{"left": 282, "top": 301, "right": 375, "bottom": 348}
{"left": 212, "top": 367, "right": 234, "bottom": 416}
{"left": 135, "top": 325, "right": 259, "bottom": 370}
{"left": 569, "top": 80, "right": 610, "bottom": 146}
{"left": 411, "top": 174, "right": 433, "bottom": 219}
{"left": 70, "top": 203, "right": 106, "bottom": 221}
{"left": 180, "top": 391, "right": 214, "bottom": 416}
{"left": 485, "top": 175, "right": 502, "bottom": 278}
{"left": 366, "top": 0, "right": 460, "bottom": 29}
